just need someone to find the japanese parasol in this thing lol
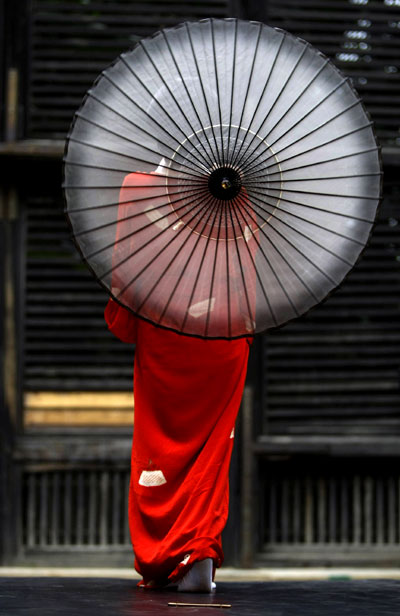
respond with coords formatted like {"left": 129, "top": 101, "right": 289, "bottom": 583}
{"left": 63, "top": 18, "right": 382, "bottom": 339}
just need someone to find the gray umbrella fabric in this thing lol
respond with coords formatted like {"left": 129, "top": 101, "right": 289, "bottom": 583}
{"left": 63, "top": 18, "right": 382, "bottom": 339}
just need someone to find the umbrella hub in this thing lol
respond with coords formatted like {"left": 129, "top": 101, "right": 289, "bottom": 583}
{"left": 208, "top": 167, "right": 242, "bottom": 201}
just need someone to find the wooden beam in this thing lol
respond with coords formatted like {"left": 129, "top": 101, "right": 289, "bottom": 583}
{"left": 241, "top": 386, "right": 255, "bottom": 567}
{"left": 254, "top": 435, "right": 400, "bottom": 457}
{"left": 0, "top": 140, "right": 65, "bottom": 157}
{"left": 24, "top": 392, "right": 134, "bottom": 427}
{"left": 1, "top": 139, "right": 399, "bottom": 165}
{"left": 2, "top": 187, "right": 19, "bottom": 431}
{"left": 5, "top": 69, "right": 18, "bottom": 142}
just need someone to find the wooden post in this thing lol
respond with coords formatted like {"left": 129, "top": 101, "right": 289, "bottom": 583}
{"left": 240, "top": 385, "right": 254, "bottom": 567}
{"left": 0, "top": 185, "right": 22, "bottom": 565}
{"left": 2, "top": 187, "right": 19, "bottom": 430}
{"left": 5, "top": 68, "right": 19, "bottom": 142}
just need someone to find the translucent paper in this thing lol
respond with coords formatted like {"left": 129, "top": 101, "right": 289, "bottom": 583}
{"left": 63, "top": 18, "right": 382, "bottom": 339}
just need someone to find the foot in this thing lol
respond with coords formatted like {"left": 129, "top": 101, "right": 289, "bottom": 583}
{"left": 139, "top": 579, "right": 159, "bottom": 589}
{"left": 177, "top": 558, "right": 215, "bottom": 593}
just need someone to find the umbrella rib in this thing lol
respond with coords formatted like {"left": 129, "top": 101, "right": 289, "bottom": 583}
{"left": 155, "top": 195, "right": 219, "bottom": 326}
{"left": 70, "top": 176, "right": 207, "bottom": 214}
{"left": 74, "top": 107, "right": 210, "bottom": 178}
{"left": 109, "top": 188, "right": 209, "bottom": 252}
{"left": 64, "top": 157, "right": 204, "bottom": 185}
{"left": 99, "top": 71, "right": 212, "bottom": 172}
{"left": 204, "top": 195, "right": 224, "bottom": 337}
{"left": 229, "top": 195, "right": 281, "bottom": 325}
{"left": 224, "top": 201, "right": 232, "bottom": 338}
{"left": 65, "top": 157, "right": 156, "bottom": 177}
{"left": 225, "top": 201, "right": 255, "bottom": 331}
{"left": 131, "top": 193, "right": 217, "bottom": 313}
{"left": 240, "top": 97, "right": 363, "bottom": 177}
{"left": 234, "top": 57, "right": 331, "bottom": 171}
{"left": 234, "top": 192, "right": 321, "bottom": 305}
{"left": 245, "top": 171, "right": 382, "bottom": 186}
{"left": 229, "top": 30, "right": 286, "bottom": 170}
{"left": 232, "top": 40, "right": 309, "bottom": 170}
{"left": 251, "top": 184, "right": 379, "bottom": 202}
{"left": 63, "top": 176, "right": 207, "bottom": 195}
{"left": 161, "top": 29, "right": 220, "bottom": 169}
{"left": 180, "top": 200, "right": 222, "bottom": 333}
{"left": 243, "top": 187, "right": 375, "bottom": 224}
{"left": 245, "top": 186, "right": 368, "bottom": 246}
{"left": 66, "top": 135, "right": 203, "bottom": 181}
{"left": 63, "top": 174, "right": 206, "bottom": 213}
{"left": 247, "top": 146, "right": 380, "bottom": 180}
{"left": 118, "top": 54, "right": 214, "bottom": 172}
{"left": 263, "top": 58, "right": 331, "bottom": 145}
{"left": 241, "top": 120, "right": 374, "bottom": 184}
{"left": 184, "top": 21, "right": 223, "bottom": 168}
{"left": 246, "top": 190, "right": 353, "bottom": 271}
{"left": 265, "top": 123, "right": 376, "bottom": 176}
{"left": 237, "top": 75, "right": 350, "bottom": 176}
{"left": 64, "top": 155, "right": 200, "bottom": 185}
{"left": 260, "top": 76, "right": 346, "bottom": 161}
{"left": 103, "top": 191, "right": 214, "bottom": 290}
{"left": 68, "top": 186, "right": 204, "bottom": 215}
{"left": 267, "top": 77, "right": 350, "bottom": 154}
{"left": 116, "top": 199, "right": 214, "bottom": 303}
{"left": 87, "top": 89, "right": 204, "bottom": 165}
{"left": 72, "top": 185, "right": 206, "bottom": 239}
{"left": 239, "top": 192, "right": 338, "bottom": 287}
{"left": 137, "top": 39, "right": 218, "bottom": 170}
{"left": 225, "top": 18, "right": 240, "bottom": 166}
{"left": 210, "top": 19, "right": 225, "bottom": 167}
{"left": 234, "top": 195, "right": 302, "bottom": 320}
{"left": 87, "top": 187, "right": 210, "bottom": 267}
{"left": 228, "top": 21, "right": 262, "bottom": 166}
{"left": 63, "top": 177, "right": 206, "bottom": 189}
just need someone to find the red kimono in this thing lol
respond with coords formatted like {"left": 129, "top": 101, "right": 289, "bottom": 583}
{"left": 109, "top": 171, "right": 258, "bottom": 339}
{"left": 104, "top": 299, "right": 251, "bottom": 586}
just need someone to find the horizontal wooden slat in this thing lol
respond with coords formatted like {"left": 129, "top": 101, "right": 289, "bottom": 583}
{"left": 26, "top": 0, "right": 232, "bottom": 138}
{"left": 23, "top": 185, "right": 134, "bottom": 393}
{"left": 263, "top": 0, "right": 400, "bottom": 150}
{"left": 25, "top": 391, "right": 133, "bottom": 408}
{"left": 25, "top": 410, "right": 133, "bottom": 426}
{"left": 24, "top": 392, "right": 134, "bottom": 426}
{"left": 263, "top": 170, "right": 400, "bottom": 437}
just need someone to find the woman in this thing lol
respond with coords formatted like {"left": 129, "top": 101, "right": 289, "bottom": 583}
{"left": 105, "top": 297, "right": 251, "bottom": 591}
{"left": 105, "top": 167, "right": 255, "bottom": 591}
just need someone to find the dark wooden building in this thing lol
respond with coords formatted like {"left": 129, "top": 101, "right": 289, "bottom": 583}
{"left": 1, "top": 0, "right": 400, "bottom": 568}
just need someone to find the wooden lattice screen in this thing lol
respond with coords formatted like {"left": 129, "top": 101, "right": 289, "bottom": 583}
{"left": 249, "top": 1, "right": 400, "bottom": 438}
{"left": 262, "top": 173, "right": 400, "bottom": 437}
{"left": 8, "top": 0, "right": 400, "bottom": 567}
{"left": 259, "top": 456, "right": 400, "bottom": 564}
{"left": 260, "top": 0, "right": 400, "bottom": 150}
{"left": 22, "top": 165, "right": 136, "bottom": 426}
{"left": 26, "top": 0, "right": 233, "bottom": 139}
{"left": 21, "top": 0, "right": 236, "bottom": 427}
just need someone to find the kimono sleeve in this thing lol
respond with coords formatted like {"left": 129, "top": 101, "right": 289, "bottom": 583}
{"left": 104, "top": 298, "right": 138, "bottom": 344}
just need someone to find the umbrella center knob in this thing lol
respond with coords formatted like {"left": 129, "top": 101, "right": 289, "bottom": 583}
{"left": 208, "top": 167, "right": 242, "bottom": 201}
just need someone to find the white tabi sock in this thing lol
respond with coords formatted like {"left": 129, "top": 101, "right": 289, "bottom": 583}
{"left": 177, "top": 558, "right": 216, "bottom": 593}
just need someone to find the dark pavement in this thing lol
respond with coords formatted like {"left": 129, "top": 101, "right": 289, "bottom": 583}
{"left": 1, "top": 577, "right": 400, "bottom": 615}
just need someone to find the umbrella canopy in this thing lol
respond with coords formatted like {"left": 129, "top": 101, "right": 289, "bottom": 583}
{"left": 63, "top": 18, "right": 382, "bottom": 339}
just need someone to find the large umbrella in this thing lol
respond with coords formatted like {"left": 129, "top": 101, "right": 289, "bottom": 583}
{"left": 63, "top": 18, "right": 382, "bottom": 339}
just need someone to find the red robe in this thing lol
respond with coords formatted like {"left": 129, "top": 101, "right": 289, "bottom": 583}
{"left": 110, "top": 171, "right": 258, "bottom": 339}
{"left": 104, "top": 299, "right": 251, "bottom": 586}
